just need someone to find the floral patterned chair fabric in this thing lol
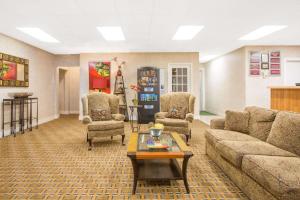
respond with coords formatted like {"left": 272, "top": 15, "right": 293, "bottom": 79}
{"left": 82, "top": 92, "right": 125, "bottom": 150}
{"left": 155, "top": 92, "right": 195, "bottom": 144}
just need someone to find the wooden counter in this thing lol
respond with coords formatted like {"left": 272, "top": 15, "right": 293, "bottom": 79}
{"left": 269, "top": 86, "right": 300, "bottom": 112}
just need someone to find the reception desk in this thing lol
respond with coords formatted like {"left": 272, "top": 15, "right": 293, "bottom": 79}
{"left": 270, "top": 86, "right": 300, "bottom": 113}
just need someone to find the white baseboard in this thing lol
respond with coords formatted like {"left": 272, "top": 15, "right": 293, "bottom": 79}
{"left": 194, "top": 114, "right": 200, "bottom": 120}
{"left": 0, "top": 114, "right": 58, "bottom": 138}
{"left": 60, "top": 110, "right": 79, "bottom": 115}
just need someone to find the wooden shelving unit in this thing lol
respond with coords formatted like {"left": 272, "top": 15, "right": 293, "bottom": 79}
{"left": 113, "top": 68, "right": 129, "bottom": 121}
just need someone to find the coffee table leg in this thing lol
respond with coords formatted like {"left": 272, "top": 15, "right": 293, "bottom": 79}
{"left": 182, "top": 156, "right": 191, "bottom": 193}
{"left": 130, "top": 158, "right": 138, "bottom": 194}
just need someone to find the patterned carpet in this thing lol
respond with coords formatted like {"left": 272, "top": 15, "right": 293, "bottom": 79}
{"left": 0, "top": 115, "right": 248, "bottom": 200}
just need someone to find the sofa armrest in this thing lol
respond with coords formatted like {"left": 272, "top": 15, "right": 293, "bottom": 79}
{"left": 82, "top": 115, "right": 92, "bottom": 124}
{"left": 210, "top": 118, "right": 225, "bottom": 129}
{"left": 155, "top": 112, "right": 168, "bottom": 119}
{"left": 185, "top": 113, "right": 194, "bottom": 123}
{"left": 112, "top": 114, "right": 125, "bottom": 121}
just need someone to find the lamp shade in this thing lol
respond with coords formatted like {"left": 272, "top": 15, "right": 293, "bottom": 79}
{"left": 93, "top": 78, "right": 107, "bottom": 89}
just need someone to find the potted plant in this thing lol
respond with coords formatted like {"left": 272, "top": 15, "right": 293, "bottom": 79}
{"left": 130, "top": 84, "right": 140, "bottom": 106}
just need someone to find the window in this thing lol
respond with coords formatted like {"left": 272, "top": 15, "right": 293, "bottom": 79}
{"left": 168, "top": 64, "right": 191, "bottom": 92}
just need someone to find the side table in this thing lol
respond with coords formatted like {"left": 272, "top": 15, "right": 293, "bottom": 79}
{"left": 129, "top": 105, "right": 142, "bottom": 132}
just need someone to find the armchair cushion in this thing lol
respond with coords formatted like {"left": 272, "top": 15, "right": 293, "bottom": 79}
{"left": 166, "top": 106, "right": 187, "bottom": 119}
{"left": 185, "top": 113, "right": 194, "bottom": 123}
{"left": 87, "top": 120, "right": 124, "bottom": 131}
{"left": 155, "top": 112, "right": 168, "bottom": 119}
{"left": 156, "top": 118, "right": 188, "bottom": 127}
{"left": 91, "top": 108, "right": 112, "bottom": 121}
{"left": 87, "top": 93, "right": 110, "bottom": 115}
{"left": 112, "top": 114, "right": 125, "bottom": 121}
{"left": 82, "top": 115, "right": 92, "bottom": 124}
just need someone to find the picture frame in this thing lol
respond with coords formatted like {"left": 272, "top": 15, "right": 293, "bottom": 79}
{"left": 0, "top": 53, "right": 29, "bottom": 87}
{"left": 261, "top": 53, "right": 269, "bottom": 63}
{"left": 261, "top": 63, "right": 269, "bottom": 69}
{"left": 88, "top": 61, "right": 111, "bottom": 93}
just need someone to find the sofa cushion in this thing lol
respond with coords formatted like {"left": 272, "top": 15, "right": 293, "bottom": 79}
{"left": 205, "top": 129, "right": 260, "bottom": 147}
{"left": 216, "top": 141, "right": 296, "bottom": 168}
{"left": 87, "top": 120, "right": 124, "bottom": 131}
{"left": 224, "top": 110, "right": 250, "bottom": 133}
{"left": 156, "top": 118, "right": 188, "bottom": 127}
{"left": 267, "top": 111, "right": 300, "bottom": 156}
{"left": 245, "top": 106, "right": 278, "bottom": 141}
{"left": 242, "top": 155, "right": 300, "bottom": 200}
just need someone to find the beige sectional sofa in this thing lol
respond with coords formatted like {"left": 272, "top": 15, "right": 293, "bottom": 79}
{"left": 205, "top": 106, "right": 300, "bottom": 200}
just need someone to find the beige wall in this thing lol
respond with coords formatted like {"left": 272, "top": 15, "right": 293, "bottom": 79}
{"left": 204, "top": 47, "right": 246, "bottom": 115}
{"left": 0, "top": 33, "right": 57, "bottom": 136}
{"left": 55, "top": 54, "right": 80, "bottom": 67}
{"left": 80, "top": 52, "right": 202, "bottom": 118}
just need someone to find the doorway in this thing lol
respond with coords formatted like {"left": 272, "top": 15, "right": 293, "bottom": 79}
{"left": 198, "top": 68, "right": 205, "bottom": 113}
{"left": 57, "top": 67, "right": 80, "bottom": 116}
{"left": 284, "top": 59, "right": 300, "bottom": 86}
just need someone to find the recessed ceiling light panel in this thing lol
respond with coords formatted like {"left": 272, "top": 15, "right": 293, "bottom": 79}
{"left": 17, "top": 27, "right": 59, "bottom": 43}
{"left": 97, "top": 26, "right": 125, "bottom": 41}
{"left": 239, "top": 25, "right": 287, "bottom": 40}
{"left": 172, "top": 25, "right": 204, "bottom": 40}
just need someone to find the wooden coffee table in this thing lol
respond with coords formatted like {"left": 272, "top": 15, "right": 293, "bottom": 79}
{"left": 127, "top": 131, "right": 193, "bottom": 194}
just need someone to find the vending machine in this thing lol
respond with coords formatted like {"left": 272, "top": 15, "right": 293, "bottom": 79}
{"left": 137, "top": 67, "right": 160, "bottom": 123}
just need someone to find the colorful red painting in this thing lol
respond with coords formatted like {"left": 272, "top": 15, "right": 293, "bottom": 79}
{"left": 0, "top": 61, "right": 17, "bottom": 80}
{"left": 89, "top": 61, "right": 111, "bottom": 93}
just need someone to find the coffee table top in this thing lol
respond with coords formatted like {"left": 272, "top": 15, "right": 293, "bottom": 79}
{"left": 127, "top": 131, "right": 192, "bottom": 159}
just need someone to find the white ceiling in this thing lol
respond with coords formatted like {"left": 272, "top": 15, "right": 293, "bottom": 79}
{"left": 1, "top": 0, "right": 300, "bottom": 59}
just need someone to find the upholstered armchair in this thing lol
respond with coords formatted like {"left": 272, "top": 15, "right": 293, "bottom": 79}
{"left": 81, "top": 92, "right": 125, "bottom": 150}
{"left": 155, "top": 92, "right": 195, "bottom": 144}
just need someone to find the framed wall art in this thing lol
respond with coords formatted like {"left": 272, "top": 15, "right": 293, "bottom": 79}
{"left": 0, "top": 53, "right": 29, "bottom": 87}
{"left": 261, "top": 63, "right": 269, "bottom": 69}
{"left": 249, "top": 51, "right": 261, "bottom": 76}
{"left": 88, "top": 61, "right": 111, "bottom": 93}
{"left": 269, "top": 51, "right": 281, "bottom": 75}
{"left": 261, "top": 53, "right": 269, "bottom": 63}
{"left": 248, "top": 51, "right": 281, "bottom": 77}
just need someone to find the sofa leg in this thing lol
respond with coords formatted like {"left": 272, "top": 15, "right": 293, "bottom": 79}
{"left": 88, "top": 139, "right": 92, "bottom": 151}
{"left": 121, "top": 135, "right": 125, "bottom": 146}
{"left": 111, "top": 136, "right": 113, "bottom": 140}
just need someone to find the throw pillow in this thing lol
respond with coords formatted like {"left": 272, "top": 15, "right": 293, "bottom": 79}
{"left": 267, "top": 111, "right": 300, "bottom": 156}
{"left": 166, "top": 106, "right": 187, "bottom": 119}
{"left": 245, "top": 106, "right": 278, "bottom": 141}
{"left": 91, "top": 108, "right": 112, "bottom": 121}
{"left": 224, "top": 110, "right": 250, "bottom": 133}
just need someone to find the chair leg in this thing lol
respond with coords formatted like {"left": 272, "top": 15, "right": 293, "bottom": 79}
{"left": 121, "top": 135, "right": 125, "bottom": 146}
{"left": 111, "top": 136, "right": 113, "bottom": 140}
{"left": 185, "top": 135, "right": 189, "bottom": 145}
{"left": 88, "top": 139, "right": 92, "bottom": 151}
{"left": 189, "top": 129, "right": 192, "bottom": 139}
